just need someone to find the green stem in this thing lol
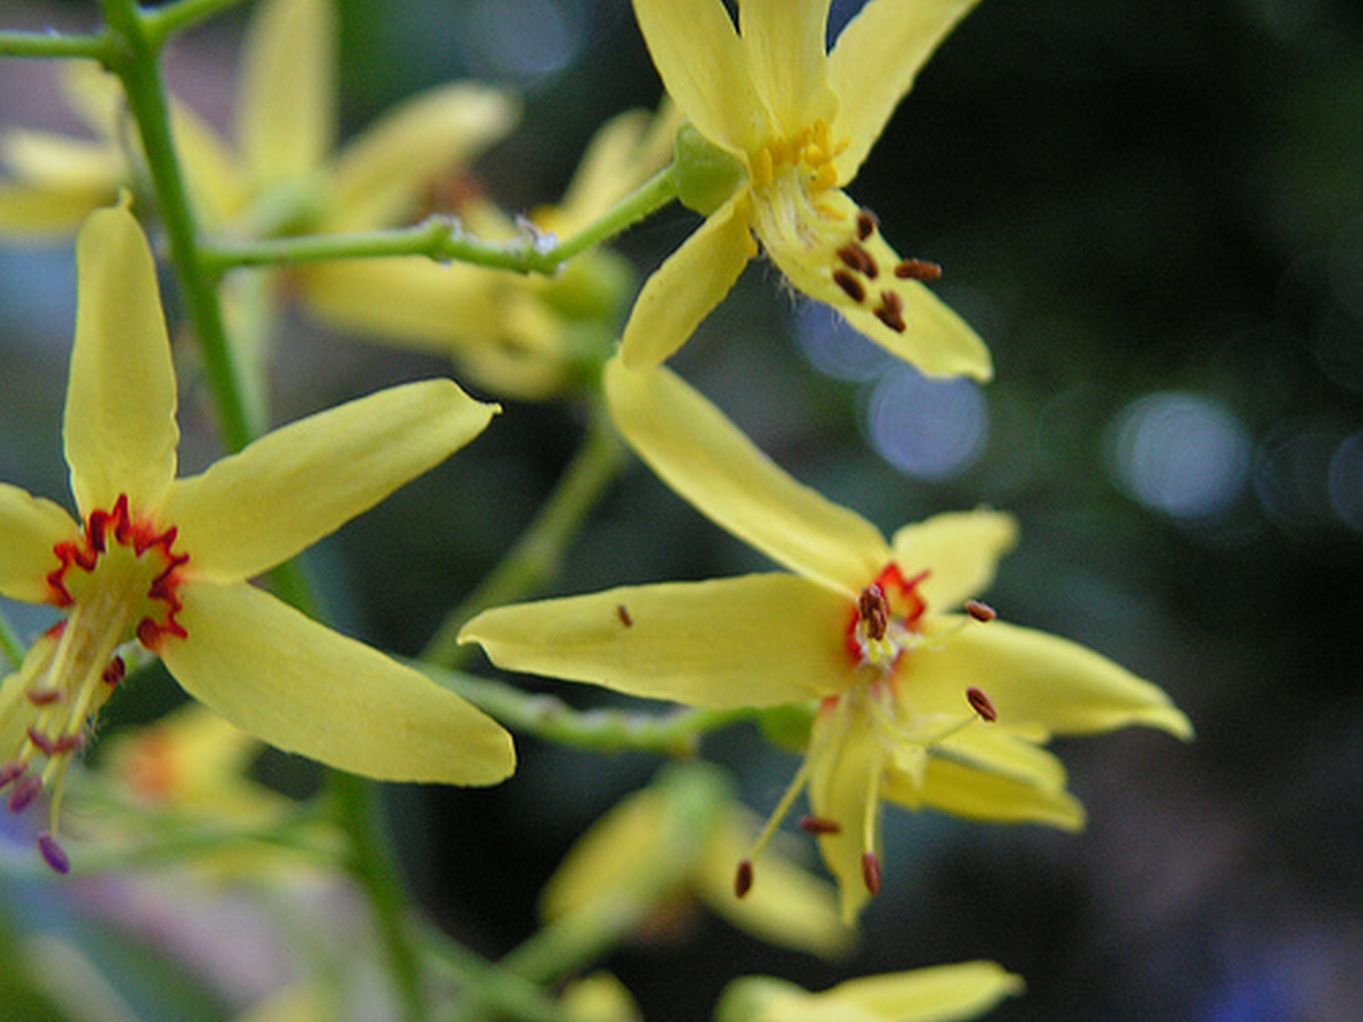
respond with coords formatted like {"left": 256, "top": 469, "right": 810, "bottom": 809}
{"left": 101, "top": 0, "right": 259, "bottom": 451}
{"left": 422, "top": 400, "right": 626, "bottom": 668}
{"left": 141, "top": 0, "right": 250, "bottom": 47}
{"left": 424, "top": 935, "right": 576, "bottom": 1022}
{"left": 0, "top": 30, "right": 116, "bottom": 61}
{"left": 329, "top": 772, "right": 429, "bottom": 1022}
{"left": 0, "top": 607, "right": 25, "bottom": 670}
{"left": 421, "top": 665, "right": 750, "bottom": 757}
{"left": 200, "top": 166, "right": 680, "bottom": 276}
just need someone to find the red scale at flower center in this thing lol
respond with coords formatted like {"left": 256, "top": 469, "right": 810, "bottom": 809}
{"left": 1, "top": 493, "right": 190, "bottom": 872}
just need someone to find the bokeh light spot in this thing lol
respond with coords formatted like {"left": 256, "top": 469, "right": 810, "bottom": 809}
{"left": 1107, "top": 392, "right": 1252, "bottom": 519}
{"left": 1327, "top": 431, "right": 1363, "bottom": 531}
{"left": 466, "top": 0, "right": 581, "bottom": 82}
{"left": 795, "top": 302, "right": 895, "bottom": 383}
{"left": 866, "top": 366, "right": 988, "bottom": 481}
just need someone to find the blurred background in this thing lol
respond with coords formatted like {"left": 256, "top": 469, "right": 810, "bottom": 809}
{"left": 1, "top": 0, "right": 1361, "bottom": 1019}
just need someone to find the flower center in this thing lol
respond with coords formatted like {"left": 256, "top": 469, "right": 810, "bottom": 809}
{"left": 846, "top": 563, "right": 928, "bottom": 672}
{"left": 750, "top": 119, "right": 845, "bottom": 197}
{"left": 1, "top": 493, "right": 190, "bottom": 870}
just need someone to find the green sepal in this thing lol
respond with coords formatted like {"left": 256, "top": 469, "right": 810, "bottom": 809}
{"left": 674, "top": 124, "right": 746, "bottom": 216}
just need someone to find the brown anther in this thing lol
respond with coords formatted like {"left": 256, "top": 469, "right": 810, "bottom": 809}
{"left": 873, "top": 291, "right": 906, "bottom": 333}
{"left": 798, "top": 815, "right": 842, "bottom": 835}
{"left": 38, "top": 832, "right": 70, "bottom": 875}
{"left": 0, "top": 763, "right": 24, "bottom": 790}
{"left": 26, "top": 727, "right": 55, "bottom": 757}
{"left": 102, "top": 656, "right": 126, "bottom": 686}
{"left": 853, "top": 242, "right": 879, "bottom": 279}
{"left": 861, "top": 852, "right": 882, "bottom": 896}
{"left": 858, "top": 584, "right": 890, "bottom": 641}
{"left": 8, "top": 774, "right": 42, "bottom": 813}
{"left": 856, "top": 210, "right": 878, "bottom": 241}
{"left": 52, "top": 734, "right": 84, "bottom": 756}
{"left": 833, "top": 269, "right": 866, "bottom": 303}
{"left": 616, "top": 604, "right": 633, "bottom": 627}
{"left": 965, "top": 600, "right": 997, "bottom": 623}
{"left": 26, "top": 687, "right": 60, "bottom": 706}
{"left": 966, "top": 686, "right": 998, "bottom": 723}
{"left": 735, "top": 858, "right": 754, "bottom": 899}
{"left": 894, "top": 258, "right": 942, "bottom": 282}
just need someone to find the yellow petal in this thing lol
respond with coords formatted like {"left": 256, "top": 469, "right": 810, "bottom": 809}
{"left": 891, "top": 510, "right": 1017, "bottom": 612}
{"left": 162, "top": 379, "right": 495, "bottom": 583}
{"left": 162, "top": 580, "right": 515, "bottom": 785}
{"left": 0, "top": 484, "right": 79, "bottom": 604}
{"left": 171, "top": 102, "right": 248, "bottom": 229}
{"left": 559, "top": 973, "right": 642, "bottom": 1022}
{"left": 237, "top": 0, "right": 336, "bottom": 182}
{"left": 909, "top": 618, "right": 1194, "bottom": 739}
{"left": 65, "top": 205, "right": 179, "bottom": 518}
{"left": 753, "top": 185, "right": 991, "bottom": 381}
{"left": 694, "top": 807, "right": 854, "bottom": 958}
{"left": 631, "top": 0, "right": 770, "bottom": 154}
{"left": 827, "top": 0, "right": 982, "bottom": 182}
{"left": 0, "top": 182, "right": 116, "bottom": 237}
{"left": 605, "top": 359, "right": 888, "bottom": 595}
{"left": 324, "top": 84, "right": 520, "bottom": 232}
{"left": 739, "top": 0, "right": 839, "bottom": 140}
{"left": 618, "top": 194, "right": 754, "bottom": 368}
{"left": 790, "top": 961, "right": 1024, "bottom": 1022}
{"left": 2, "top": 131, "right": 124, "bottom": 189}
{"left": 930, "top": 725, "right": 1067, "bottom": 789}
{"left": 59, "top": 62, "right": 123, "bottom": 139}
{"left": 556, "top": 102, "right": 682, "bottom": 232}
{"left": 886, "top": 754, "right": 1086, "bottom": 831}
{"left": 460, "top": 574, "right": 852, "bottom": 709}
{"left": 806, "top": 695, "right": 885, "bottom": 923}
{"left": 540, "top": 787, "right": 672, "bottom": 921}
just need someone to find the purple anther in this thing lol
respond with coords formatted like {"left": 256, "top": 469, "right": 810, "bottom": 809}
{"left": 26, "top": 727, "right": 56, "bottom": 756}
{"left": 38, "top": 833, "right": 71, "bottom": 875}
{"left": 0, "top": 762, "right": 24, "bottom": 790}
{"left": 8, "top": 774, "right": 42, "bottom": 813}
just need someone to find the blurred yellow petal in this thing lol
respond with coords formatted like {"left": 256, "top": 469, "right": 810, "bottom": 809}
{"left": 911, "top": 618, "right": 1194, "bottom": 739}
{"left": 560, "top": 974, "right": 642, "bottom": 1022}
{"left": 162, "top": 580, "right": 515, "bottom": 785}
{"left": 631, "top": 0, "right": 770, "bottom": 154}
{"left": 619, "top": 194, "right": 754, "bottom": 368}
{"left": 233, "top": 983, "right": 336, "bottom": 1022}
{"left": 739, "top": 0, "right": 838, "bottom": 140}
{"left": 162, "top": 379, "right": 495, "bottom": 583}
{"left": 891, "top": 510, "right": 1017, "bottom": 612}
{"left": 461, "top": 574, "right": 851, "bottom": 709}
{"left": 2, "top": 131, "right": 123, "bottom": 189}
{"left": 605, "top": 360, "right": 888, "bottom": 595}
{"left": 556, "top": 102, "right": 681, "bottom": 232}
{"left": 695, "top": 808, "right": 853, "bottom": 958}
{"left": 886, "top": 754, "right": 1086, "bottom": 831}
{"left": 827, "top": 0, "right": 982, "bottom": 182}
{"left": 171, "top": 102, "right": 248, "bottom": 228}
{"left": 237, "top": 0, "right": 336, "bottom": 182}
{"left": 930, "top": 726, "right": 1067, "bottom": 789}
{"left": 64, "top": 204, "right": 179, "bottom": 517}
{"left": 541, "top": 787, "right": 672, "bottom": 922}
{"left": 786, "top": 961, "right": 1025, "bottom": 1022}
{"left": 0, "top": 182, "right": 116, "bottom": 237}
{"left": 59, "top": 61, "right": 123, "bottom": 138}
{"left": 0, "top": 484, "right": 78, "bottom": 604}
{"left": 753, "top": 186, "right": 991, "bottom": 381}
{"left": 325, "top": 84, "right": 520, "bottom": 231}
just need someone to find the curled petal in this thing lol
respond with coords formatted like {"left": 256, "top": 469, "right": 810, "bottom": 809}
{"left": 163, "top": 379, "right": 495, "bottom": 582}
{"left": 162, "top": 581, "right": 514, "bottom": 785}
{"left": 886, "top": 754, "right": 1086, "bottom": 831}
{"left": 461, "top": 574, "right": 852, "bottom": 709}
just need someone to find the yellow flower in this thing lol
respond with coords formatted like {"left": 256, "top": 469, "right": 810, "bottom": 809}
{"left": 717, "top": 961, "right": 1023, "bottom": 1022}
{"left": 619, "top": 0, "right": 991, "bottom": 380}
{"left": 0, "top": 205, "right": 514, "bottom": 872}
{"left": 540, "top": 767, "right": 853, "bottom": 958}
{"left": 301, "top": 102, "right": 681, "bottom": 400}
{"left": 0, "top": 0, "right": 518, "bottom": 243}
{"left": 461, "top": 360, "right": 1190, "bottom": 921}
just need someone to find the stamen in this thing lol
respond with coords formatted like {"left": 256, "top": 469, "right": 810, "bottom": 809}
{"left": 856, "top": 210, "right": 877, "bottom": 241}
{"left": 966, "top": 687, "right": 998, "bottom": 723}
{"left": 26, "top": 687, "right": 60, "bottom": 706}
{"left": 833, "top": 270, "right": 866, "bottom": 303}
{"left": 8, "top": 774, "right": 42, "bottom": 813}
{"left": 873, "top": 291, "right": 906, "bottom": 333}
{"left": 861, "top": 852, "right": 882, "bottom": 896}
{"left": 26, "top": 727, "right": 55, "bottom": 757}
{"left": 37, "top": 833, "right": 70, "bottom": 875}
{"left": 964, "top": 600, "right": 997, "bottom": 623}
{"left": 0, "top": 763, "right": 24, "bottom": 790}
{"left": 798, "top": 815, "right": 841, "bottom": 835}
{"left": 616, "top": 604, "right": 633, "bottom": 627}
{"left": 836, "top": 242, "right": 879, "bottom": 279}
{"left": 894, "top": 258, "right": 942, "bottom": 282}
{"left": 858, "top": 584, "right": 890, "bottom": 641}
{"left": 102, "top": 656, "right": 126, "bottom": 686}
{"left": 734, "top": 858, "right": 754, "bottom": 899}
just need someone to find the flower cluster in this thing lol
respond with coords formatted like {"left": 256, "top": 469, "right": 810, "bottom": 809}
{"left": 0, "top": 0, "right": 1192, "bottom": 1018}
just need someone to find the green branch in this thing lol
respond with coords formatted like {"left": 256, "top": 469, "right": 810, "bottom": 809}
{"left": 200, "top": 165, "right": 680, "bottom": 276}
{"left": 0, "top": 30, "right": 117, "bottom": 62}
{"left": 142, "top": 0, "right": 251, "bottom": 47}
{"left": 422, "top": 399, "right": 626, "bottom": 668}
